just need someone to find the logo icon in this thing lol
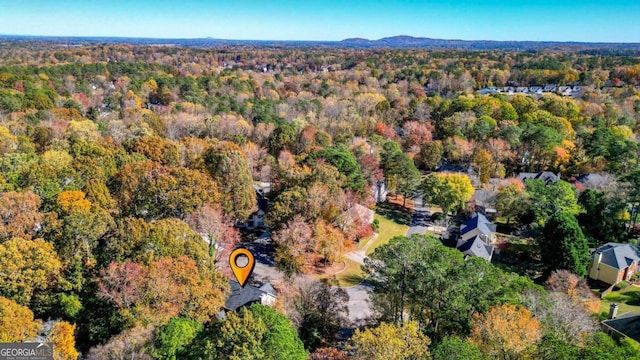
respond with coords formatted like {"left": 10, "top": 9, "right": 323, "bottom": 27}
{"left": 229, "top": 248, "right": 255, "bottom": 287}
{"left": 0, "top": 342, "right": 53, "bottom": 360}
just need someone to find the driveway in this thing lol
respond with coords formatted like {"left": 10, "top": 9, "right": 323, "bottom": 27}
{"left": 345, "top": 282, "right": 374, "bottom": 327}
{"left": 406, "top": 196, "right": 431, "bottom": 236}
{"left": 243, "top": 233, "right": 373, "bottom": 326}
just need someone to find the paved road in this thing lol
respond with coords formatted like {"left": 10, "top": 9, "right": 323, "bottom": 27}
{"left": 406, "top": 196, "right": 430, "bottom": 236}
{"left": 345, "top": 282, "right": 373, "bottom": 327}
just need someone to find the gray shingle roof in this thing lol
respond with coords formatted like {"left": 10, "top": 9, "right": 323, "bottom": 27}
{"left": 595, "top": 243, "right": 640, "bottom": 270}
{"left": 224, "top": 280, "right": 273, "bottom": 311}
{"left": 602, "top": 312, "right": 640, "bottom": 343}
{"left": 259, "top": 283, "right": 276, "bottom": 296}
{"left": 460, "top": 212, "right": 496, "bottom": 237}
{"left": 518, "top": 171, "right": 560, "bottom": 185}
{"left": 457, "top": 235, "right": 493, "bottom": 261}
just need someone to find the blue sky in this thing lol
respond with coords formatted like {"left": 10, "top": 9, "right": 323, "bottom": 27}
{"left": 0, "top": 0, "right": 638, "bottom": 42}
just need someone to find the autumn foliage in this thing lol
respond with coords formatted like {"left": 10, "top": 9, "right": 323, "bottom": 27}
{"left": 0, "top": 39, "right": 638, "bottom": 356}
{"left": 0, "top": 296, "right": 41, "bottom": 342}
{"left": 98, "top": 256, "right": 228, "bottom": 325}
{"left": 469, "top": 304, "right": 542, "bottom": 359}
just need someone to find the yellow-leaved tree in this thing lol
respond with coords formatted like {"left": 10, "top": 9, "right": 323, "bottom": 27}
{"left": 469, "top": 304, "right": 542, "bottom": 360}
{"left": 0, "top": 296, "right": 41, "bottom": 342}
{"left": 0, "top": 238, "right": 61, "bottom": 305}
{"left": 49, "top": 321, "right": 79, "bottom": 360}
{"left": 350, "top": 321, "right": 430, "bottom": 360}
{"left": 422, "top": 172, "right": 474, "bottom": 219}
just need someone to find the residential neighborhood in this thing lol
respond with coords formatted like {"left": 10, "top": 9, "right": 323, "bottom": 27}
{"left": 478, "top": 84, "right": 590, "bottom": 98}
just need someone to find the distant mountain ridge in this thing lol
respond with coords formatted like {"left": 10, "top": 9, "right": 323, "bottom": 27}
{"left": 339, "top": 35, "right": 640, "bottom": 51}
{"left": 1, "top": 34, "right": 639, "bottom": 51}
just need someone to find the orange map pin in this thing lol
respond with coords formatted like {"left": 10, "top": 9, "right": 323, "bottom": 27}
{"left": 229, "top": 248, "right": 255, "bottom": 287}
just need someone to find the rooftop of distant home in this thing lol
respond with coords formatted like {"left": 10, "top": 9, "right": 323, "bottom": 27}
{"left": 460, "top": 212, "right": 497, "bottom": 238}
{"left": 593, "top": 243, "right": 640, "bottom": 271}
{"left": 602, "top": 312, "right": 640, "bottom": 343}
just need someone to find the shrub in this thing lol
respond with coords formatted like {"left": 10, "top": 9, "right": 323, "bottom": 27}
{"left": 371, "top": 218, "right": 380, "bottom": 232}
{"left": 615, "top": 281, "right": 629, "bottom": 291}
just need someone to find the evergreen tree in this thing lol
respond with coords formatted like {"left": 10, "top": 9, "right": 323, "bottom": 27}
{"left": 540, "top": 212, "right": 590, "bottom": 277}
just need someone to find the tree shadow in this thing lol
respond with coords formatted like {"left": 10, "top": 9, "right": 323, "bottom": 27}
{"left": 375, "top": 202, "right": 412, "bottom": 226}
{"left": 342, "top": 274, "right": 365, "bottom": 286}
{"left": 624, "top": 289, "right": 640, "bottom": 306}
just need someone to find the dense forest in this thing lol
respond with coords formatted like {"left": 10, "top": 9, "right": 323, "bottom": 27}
{"left": 1, "top": 40, "right": 640, "bottom": 359}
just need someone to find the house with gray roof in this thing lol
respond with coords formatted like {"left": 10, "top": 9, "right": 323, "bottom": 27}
{"left": 218, "top": 280, "right": 277, "bottom": 319}
{"left": 457, "top": 235, "right": 494, "bottom": 261}
{"left": 468, "top": 189, "right": 497, "bottom": 216}
{"left": 459, "top": 212, "right": 497, "bottom": 243}
{"left": 457, "top": 212, "right": 497, "bottom": 261}
{"left": 574, "top": 173, "right": 612, "bottom": 191}
{"left": 588, "top": 243, "right": 640, "bottom": 286}
{"left": 517, "top": 171, "right": 561, "bottom": 185}
{"left": 601, "top": 307, "right": 640, "bottom": 343}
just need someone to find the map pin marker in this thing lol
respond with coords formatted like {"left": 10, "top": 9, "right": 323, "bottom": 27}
{"left": 229, "top": 248, "right": 255, "bottom": 287}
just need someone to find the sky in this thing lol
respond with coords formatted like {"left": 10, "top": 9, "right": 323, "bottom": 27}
{"left": 0, "top": 0, "right": 638, "bottom": 43}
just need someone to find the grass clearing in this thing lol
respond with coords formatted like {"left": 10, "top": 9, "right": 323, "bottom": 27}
{"left": 365, "top": 214, "right": 410, "bottom": 256}
{"left": 600, "top": 285, "right": 640, "bottom": 315}
{"left": 319, "top": 208, "right": 411, "bottom": 287}
{"left": 318, "top": 258, "right": 365, "bottom": 287}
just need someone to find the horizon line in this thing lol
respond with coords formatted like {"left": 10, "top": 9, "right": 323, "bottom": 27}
{"left": 2, "top": 33, "right": 639, "bottom": 45}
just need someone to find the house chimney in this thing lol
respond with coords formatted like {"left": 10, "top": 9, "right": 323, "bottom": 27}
{"left": 609, "top": 303, "right": 619, "bottom": 319}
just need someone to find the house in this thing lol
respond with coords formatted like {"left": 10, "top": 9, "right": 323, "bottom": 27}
{"left": 467, "top": 189, "right": 497, "bottom": 216}
{"left": 574, "top": 173, "right": 612, "bottom": 191}
{"left": 241, "top": 184, "right": 271, "bottom": 230}
{"left": 601, "top": 304, "right": 640, "bottom": 343}
{"left": 529, "top": 86, "right": 543, "bottom": 95}
{"left": 570, "top": 86, "right": 584, "bottom": 97}
{"left": 558, "top": 86, "right": 573, "bottom": 96}
{"left": 477, "top": 87, "right": 497, "bottom": 96}
{"left": 253, "top": 182, "right": 271, "bottom": 197}
{"left": 246, "top": 197, "right": 268, "bottom": 230}
{"left": 342, "top": 204, "right": 375, "bottom": 227}
{"left": 588, "top": 243, "right": 640, "bottom": 286}
{"left": 218, "top": 280, "right": 277, "bottom": 318}
{"left": 457, "top": 212, "right": 497, "bottom": 261}
{"left": 457, "top": 235, "right": 494, "bottom": 261}
{"left": 543, "top": 84, "right": 557, "bottom": 92}
{"left": 517, "top": 171, "right": 561, "bottom": 185}
{"left": 372, "top": 180, "right": 388, "bottom": 204}
{"left": 459, "top": 212, "right": 497, "bottom": 243}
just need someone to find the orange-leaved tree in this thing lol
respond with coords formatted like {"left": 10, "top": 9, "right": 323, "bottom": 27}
{"left": 49, "top": 321, "right": 79, "bottom": 360}
{"left": 0, "top": 296, "right": 41, "bottom": 342}
{"left": 469, "top": 304, "right": 542, "bottom": 360}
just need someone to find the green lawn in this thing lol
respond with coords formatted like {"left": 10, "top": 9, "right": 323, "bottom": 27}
{"left": 329, "top": 212, "right": 410, "bottom": 287}
{"left": 330, "top": 258, "right": 366, "bottom": 287}
{"left": 365, "top": 214, "right": 410, "bottom": 256}
{"left": 600, "top": 285, "right": 640, "bottom": 316}
{"left": 373, "top": 202, "right": 412, "bottom": 226}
